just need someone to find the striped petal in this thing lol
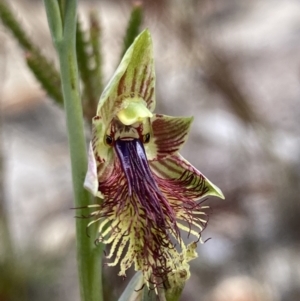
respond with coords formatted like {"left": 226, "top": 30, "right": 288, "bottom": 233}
{"left": 84, "top": 142, "right": 99, "bottom": 196}
{"left": 145, "top": 114, "right": 193, "bottom": 160}
{"left": 84, "top": 116, "right": 114, "bottom": 197}
{"left": 150, "top": 154, "right": 224, "bottom": 200}
{"left": 150, "top": 154, "right": 224, "bottom": 242}
{"left": 97, "top": 29, "right": 155, "bottom": 126}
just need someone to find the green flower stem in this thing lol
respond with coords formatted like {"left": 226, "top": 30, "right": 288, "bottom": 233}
{"left": 43, "top": 1, "right": 103, "bottom": 301}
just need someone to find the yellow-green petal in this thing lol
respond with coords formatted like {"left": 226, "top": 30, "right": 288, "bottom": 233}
{"left": 150, "top": 153, "right": 225, "bottom": 200}
{"left": 165, "top": 243, "right": 198, "bottom": 301}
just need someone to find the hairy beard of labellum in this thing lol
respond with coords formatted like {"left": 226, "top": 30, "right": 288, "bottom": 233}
{"left": 153, "top": 171, "right": 210, "bottom": 241}
{"left": 114, "top": 138, "right": 179, "bottom": 237}
{"left": 93, "top": 138, "right": 182, "bottom": 284}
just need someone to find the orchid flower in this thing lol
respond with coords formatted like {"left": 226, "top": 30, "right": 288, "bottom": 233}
{"left": 84, "top": 29, "right": 224, "bottom": 290}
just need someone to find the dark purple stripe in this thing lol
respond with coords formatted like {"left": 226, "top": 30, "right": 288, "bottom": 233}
{"left": 114, "top": 139, "right": 178, "bottom": 232}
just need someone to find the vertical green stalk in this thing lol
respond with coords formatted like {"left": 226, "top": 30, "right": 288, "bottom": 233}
{"left": 43, "top": 1, "right": 103, "bottom": 301}
{"left": 121, "top": 2, "right": 143, "bottom": 59}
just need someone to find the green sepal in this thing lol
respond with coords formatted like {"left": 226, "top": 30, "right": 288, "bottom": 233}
{"left": 97, "top": 29, "right": 155, "bottom": 126}
{"left": 150, "top": 154, "right": 225, "bottom": 200}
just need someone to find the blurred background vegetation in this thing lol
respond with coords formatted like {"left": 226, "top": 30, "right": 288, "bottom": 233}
{"left": 1, "top": 0, "right": 300, "bottom": 300}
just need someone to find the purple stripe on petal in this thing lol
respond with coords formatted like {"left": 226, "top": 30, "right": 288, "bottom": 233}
{"left": 151, "top": 115, "right": 193, "bottom": 159}
{"left": 150, "top": 155, "right": 210, "bottom": 201}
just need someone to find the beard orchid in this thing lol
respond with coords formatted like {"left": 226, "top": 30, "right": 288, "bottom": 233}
{"left": 84, "top": 29, "right": 224, "bottom": 290}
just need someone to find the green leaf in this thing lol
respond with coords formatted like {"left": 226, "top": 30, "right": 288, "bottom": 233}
{"left": 26, "top": 52, "right": 63, "bottom": 105}
{"left": 0, "top": 1, "right": 63, "bottom": 105}
{"left": 121, "top": 2, "right": 143, "bottom": 58}
{"left": 76, "top": 17, "right": 98, "bottom": 120}
{"left": 76, "top": 13, "right": 103, "bottom": 121}
{"left": 89, "top": 11, "right": 103, "bottom": 101}
{"left": 0, "top": 0, "right": 35, "bottom": 50}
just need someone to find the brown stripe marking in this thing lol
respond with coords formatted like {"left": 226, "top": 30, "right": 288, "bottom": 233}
{"left": 152, "top": 158, "right": 182, "bottom": 178}
{"left": 152, "top": 118, "right": 190, "bottom": 155}
{"left": 131, "top": 68, "right": 137, "bottom": 92}
{"left": 146, "top": 87, "right": 154, "bottom": 107}
{"left": 118, "top": 71, "right": 127, "bottom": 96}
{"left": 139, "top": 65, "right": 148, "bottom": 95}
{"left": 143, "top": 70, "right": 153, "bottom": 99}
